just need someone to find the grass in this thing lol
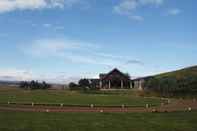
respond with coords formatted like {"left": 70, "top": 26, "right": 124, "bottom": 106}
{"left": 0, "top": 111, "right": 197, "bottom": 131}
{"left": 0, "top": 88, "right": 163, "bottom": 106}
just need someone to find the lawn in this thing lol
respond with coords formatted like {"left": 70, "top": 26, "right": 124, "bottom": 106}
{"left": 0, "top": 88, "right": 162, "bottom": 106}
{"left": 0, "top": 111, "right": 197, "bottom": 131}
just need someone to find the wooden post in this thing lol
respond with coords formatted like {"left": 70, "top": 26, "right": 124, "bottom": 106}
{"left": 121, "top": 80, "right": 124, "bottom": 89}
{"left": 130, "top": 81, "right": 133, "bottom": 89}
{"left": 108, "top": 80, "right": 111, "bottom": 89}
{"left": 99, "top": 81, "right": 102, "bottom": 89}
{"left": 146, "top": 104, "right": 149, "bottom": 108}
{"left": 139, "top": 80, "right": 143, "bottom": 90}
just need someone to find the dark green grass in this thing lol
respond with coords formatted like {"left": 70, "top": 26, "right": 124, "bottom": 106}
{"left": 0, "top": 89, "right": 162, "bottom": 106}
{"left": 0, "top": 111, "right": 197, "bottom": 131}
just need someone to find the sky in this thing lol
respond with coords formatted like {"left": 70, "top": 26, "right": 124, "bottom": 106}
{"left": 0, "top": 0, "right": 197, "bottom": 83}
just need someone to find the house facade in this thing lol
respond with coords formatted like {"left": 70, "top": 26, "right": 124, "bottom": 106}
{"left": 99, "top": 68, "right": 132, "bottom": 89}
{"left": 89, "top": 68, "right": 150, "bottom": 90}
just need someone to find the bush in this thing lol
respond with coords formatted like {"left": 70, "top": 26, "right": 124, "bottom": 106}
{"left": 144, "top": 75, "right": 197, "bottom": 96}
{"left": 78, "top": 79, "right": 90, "bottom": 91}
{"left": 68, "top": 82, "right": 79, "bottom": 90}
{"left": 78, "top": 79, "right": 90, "bottom": 87}
{"left": 20, "top": 80, "right": 51, "bottom": 90}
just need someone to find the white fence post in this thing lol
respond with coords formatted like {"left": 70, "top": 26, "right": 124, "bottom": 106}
{"left": 146, "top": 104, "right": 149, "bottom": 108}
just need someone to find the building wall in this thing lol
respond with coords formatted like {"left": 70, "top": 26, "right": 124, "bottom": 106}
{"left": 133, "top": 79, "right": 145, "bottom": 90}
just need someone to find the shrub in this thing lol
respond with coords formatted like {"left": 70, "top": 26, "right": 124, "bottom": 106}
{"left": 68, "top": 82, "right": 79, "bottom": 90}
{"left": 19, "top": 80, "right": 51, "bottom": 90}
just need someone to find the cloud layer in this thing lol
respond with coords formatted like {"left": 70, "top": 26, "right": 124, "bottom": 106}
{"left": 114, "top": 0, "right": 164, "bottom": 14}
{"left": 3, "top": 36, "right": 145, "bottom": 83}
{"left": 167, "top": 8, "right": 181, "bottom": 16}
{"left": 113, "top": 0, "right": 164, "bottom": 21}
{"left": 0, "top": 68, "right": 33, "bottom": 81}
{"left": 0, "top": 0, "right": 81, "bottom": 13}
{"left": 22, "top": 38, "right": 143, "bottom": 68}
{"left": 0, "top": 68, "right": 81, "bottom": 84}
{"left": 0, "top": 0, "right": 181, "bottom": 21}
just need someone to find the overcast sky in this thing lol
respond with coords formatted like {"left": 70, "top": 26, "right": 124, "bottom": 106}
{"left": 0, "top": 0, "right": 196, "bottom": 83}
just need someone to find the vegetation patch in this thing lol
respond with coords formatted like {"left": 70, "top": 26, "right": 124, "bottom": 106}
{"left": 0, "top": 111, "right": 197, "bottom": 131}
{"left": 0, "top": 88, "right": 163, "bottom": 107}
{"left": 144, "top": 66, "right": 197, "bottom": 97}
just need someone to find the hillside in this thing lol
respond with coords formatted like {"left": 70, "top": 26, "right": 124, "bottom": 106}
{"left": 156, "top": 66, "right": 197, "bottom": 79}
{"left": 144, "top": 65, "right": 197, "bottom": 95}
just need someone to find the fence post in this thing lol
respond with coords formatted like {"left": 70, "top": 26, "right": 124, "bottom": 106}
{"left": 188, "top": 107, "right": 192, "bottom": 111}
{"left": 167, "top": 99, "right": 171, "bottom": 104}
{"left": 100, "top": 110, "right": 103, "bottom": 113}
{"left": 146, "top": 104, "right": 149, "bottom": 108}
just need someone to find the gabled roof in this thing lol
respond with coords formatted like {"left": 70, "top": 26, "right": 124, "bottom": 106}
{"left": 100, "top": 68, "right": 130, "bottom": 80}
{"left": 99, "top": 73, "right": 107, "bottom": 79}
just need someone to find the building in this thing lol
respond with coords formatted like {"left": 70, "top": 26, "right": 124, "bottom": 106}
{"left": 99, "top": 68, "right": 132, "bottom": 89}
{"left": 131, "top": 76, "right": 152, "bottom": 90}
{"left": 89, "top": 68, "right": 150, "bottom": 90}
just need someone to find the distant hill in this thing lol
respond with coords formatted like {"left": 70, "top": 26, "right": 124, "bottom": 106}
{"left": 0, "top": 80, "right": 20, "bottom": 88}
{"left": 156, "top": 65, "right": 197, "bottom": 79}
{"left": 144, "top": 65, "right": 197, "bottom": 95}
{"left": 0, "top": 80, "right": 65, "bottom": 89}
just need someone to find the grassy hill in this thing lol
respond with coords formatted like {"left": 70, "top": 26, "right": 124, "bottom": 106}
{"left": 156, "top": 65, "right": 197, "bottom": 79}
{"left": 144, "top": 65, "right": 197, "bottom": 96}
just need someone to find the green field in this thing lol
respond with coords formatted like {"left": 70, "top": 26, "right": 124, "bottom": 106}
{"left": 0, "top": 111, "right": 197, "bottom": 131}
{"left": 0, "top": 88, "right": 162, "bottom": 106}
{"left": 0, "top": 88, "right": 197, "bottom": 131}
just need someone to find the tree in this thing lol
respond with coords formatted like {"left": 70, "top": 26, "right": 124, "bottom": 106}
{"left": 69, "top": 82, "right": 79, "bottom": 90}
{"left": 19, "top": 81, "right": 29, "bottom": 89}
{"left": 89, "top": 80, "right": 99, "bottom": 90}
{"left": 19, "top": 80, "right": 51, "bottom": 90}
{"left": 42, "top": 81, "right": 51, "bottom": 89}
{"left": 78, "top": 79, "right": 90, "bottom": 91}
{"left": 78, "top": 79, "right": 90, "bottom": 87}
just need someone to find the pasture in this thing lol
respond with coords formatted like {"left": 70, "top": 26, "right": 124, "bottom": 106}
{"left": 0, "top": 88, "right": 197, "bottom": 131}
{"left": 0, "top": 111, "right": 197, "bottom": 131}
{"left": 0, "top": 88, "right": 163, "bottom": 106}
